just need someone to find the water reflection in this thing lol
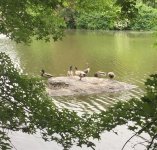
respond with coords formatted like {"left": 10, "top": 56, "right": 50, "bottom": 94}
{"left": 0, "top": 31, "right": 155, "bottom": 150}
{"left": 0, "top": 30, "right": 156, "bottom": 112}
{"left": 53, "top": 88, "right": 143, "bottom": 114}
{"left": 0, "top": 35, "right": 21, "bottom": 70}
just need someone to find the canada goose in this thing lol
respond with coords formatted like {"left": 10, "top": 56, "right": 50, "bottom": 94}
{"left": 41, "top": 69, "right": 53, "bottom": 78}
{"left": 75, "top": 67, "right": 86, "bottom": 80}
{"left": 94, "top": 71, "right": 106, "bottom": 77}
{"left": 83, "top": 63, "right": 90, "bottom": 75}
{"left": 108, "top": 72, "right": 115, "bottom": 79}
{"left": 67, "top": 66, "right": 73, "bottom": 76}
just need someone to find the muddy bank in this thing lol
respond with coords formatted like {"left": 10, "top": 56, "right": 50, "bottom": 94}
{"left": 47, "top": 76, "right": 137, "bottom": 96}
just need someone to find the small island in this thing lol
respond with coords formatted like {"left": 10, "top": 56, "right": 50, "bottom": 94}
{"left": 47, "top": 76, "right": 137, "bottom": 96}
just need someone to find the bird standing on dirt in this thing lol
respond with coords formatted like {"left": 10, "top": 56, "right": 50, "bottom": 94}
{"left": 94, "top": 71, "right": 106, "bottom": 77}
{"left": 75, "top": 67, "right": 86, "bottom": 80}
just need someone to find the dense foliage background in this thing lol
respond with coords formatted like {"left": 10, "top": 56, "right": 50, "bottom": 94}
{"left": 0, "top": 0, "right": 157, "bottom": 43}
{"left": 63, "top": 0, "right": 157, "bottom": 31}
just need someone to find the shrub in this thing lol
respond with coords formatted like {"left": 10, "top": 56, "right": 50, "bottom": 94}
{"left": 76, "top": 11, "right": 118, "bottom": 30}
{"left": 130, "top": 3, "right": 157, "bottom": 30}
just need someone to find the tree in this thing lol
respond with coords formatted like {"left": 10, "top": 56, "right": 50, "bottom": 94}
{"left": 0, "top": 0, "right": 121, "bottom": 43}
{"left": 0, "top": 0, "right": 117, "bottom": 43}
{"left": 116, "top": 0, "right": 138, "bottom": 19}
{"left": 0, "top": 0, "right": 67, "bottom": 43}
{"left": 0, "top": 52, "right": 103, "bottom": 149}
{"left": 142, "top": 0, "right": 157, "bottom": 8}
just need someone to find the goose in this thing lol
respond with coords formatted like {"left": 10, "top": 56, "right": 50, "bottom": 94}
{"left": 83, "top": 63, "right": 90, "bottom": 75}
{"left": 41, "top": 69, "right": 53, "bottom": 78}
{"left": 67, "top": 66, "right": 73, "bottom": 76}
{"left": 75, "top": 67, "right": 86, "bottom": 80}
{"left": 108, "top": 72, "right": 115, "bottom": 79}
{"left": 94, "top": 71, "right": 106, "bottom": 77}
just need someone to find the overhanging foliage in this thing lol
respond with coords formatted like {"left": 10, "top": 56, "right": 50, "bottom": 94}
{"left": 0, "top": 52, "right": 102, "bottom": 149}
{"left": 1, "top": 52, "right": 157, "bottom": 150}
{"left": 0, "top": 0, "right": 66, "bottom": 43}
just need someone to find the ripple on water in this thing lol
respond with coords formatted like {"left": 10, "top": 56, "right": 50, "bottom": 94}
{"left": 0, "top": 35, "right": 22, "bottom": 71}
{"left": 52, "top": 86, "right": 143, "bottom": 114}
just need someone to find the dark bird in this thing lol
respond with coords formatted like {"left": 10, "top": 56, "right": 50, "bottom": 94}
{"left": 41, "top": 69, "right": 53, "bottom": 78}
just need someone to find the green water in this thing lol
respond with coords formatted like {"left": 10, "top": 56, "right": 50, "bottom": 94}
{"left": 1, "top": 30, "right": 156, "bottom": 150}
{"left": 1, "top": 30, "right": 157, "bottom": 113}
{"left": 16, "top": 30, "right": 157, "bottom": 83}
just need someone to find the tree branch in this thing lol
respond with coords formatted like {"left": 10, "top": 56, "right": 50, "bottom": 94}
{"left": 133, "top": 141, "right": 148, "bottom": 149}
{"left": 121, "top": 131, "right": 138, "bottom": 150}
{"left": 147, "top": 134, "right": 157, "bottom": 150}
{"left": 121, "top": 120, "right": 157, "bottom": 150}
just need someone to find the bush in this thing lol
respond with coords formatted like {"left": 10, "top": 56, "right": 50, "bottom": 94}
{"left": 130, "top": 3, "right": 157, "bottom": 30}
{"left": 76, "top": 11, "right": 118, "bottom": 30}
{"left": 0, "top": 52, "right": 102, "bottom": 150}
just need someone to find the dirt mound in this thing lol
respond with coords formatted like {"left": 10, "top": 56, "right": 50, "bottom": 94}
{"left": 47, "top": 76, "right": 137, "bottom": 96}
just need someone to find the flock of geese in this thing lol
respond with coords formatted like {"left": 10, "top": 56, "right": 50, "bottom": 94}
{"left": 41, "top": 63, "right": 115, "bottom": 80}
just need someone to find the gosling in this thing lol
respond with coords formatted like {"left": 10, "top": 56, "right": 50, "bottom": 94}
{"left": 108, "top": 72, "right": 115, "bottom": 79}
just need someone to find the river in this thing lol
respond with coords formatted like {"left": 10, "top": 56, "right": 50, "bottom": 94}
{"left": 0, "top": 30, "right": 156, "bottom": 150}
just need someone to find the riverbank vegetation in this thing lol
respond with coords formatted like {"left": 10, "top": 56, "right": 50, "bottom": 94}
{"left": 63, "top": 0, "right": 157, "bottom": 31}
